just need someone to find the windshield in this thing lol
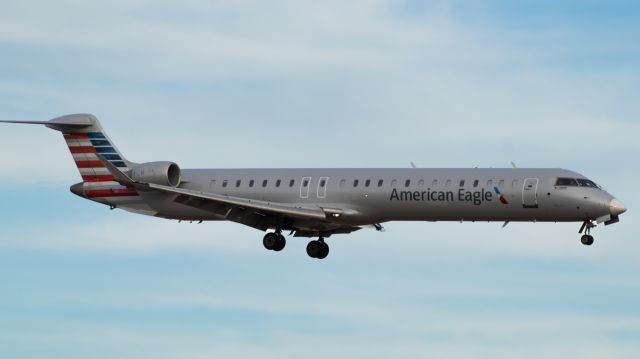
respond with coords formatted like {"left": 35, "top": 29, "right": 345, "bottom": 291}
{"left": 556, "top": 177, "right": 600, "bottom": 189}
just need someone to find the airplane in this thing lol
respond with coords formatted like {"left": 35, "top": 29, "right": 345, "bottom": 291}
{"left": 1, "top": 114, "right": 627, "bottom": 259}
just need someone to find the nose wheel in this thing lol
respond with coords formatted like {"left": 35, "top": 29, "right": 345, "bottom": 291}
{"left": 306, "top": 238, "right": 330, "bottom": 259}
{"left": 578, "top": 220, "right": 595, "bottom": 246}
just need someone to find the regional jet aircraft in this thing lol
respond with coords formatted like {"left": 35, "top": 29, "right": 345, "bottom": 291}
{"left": 1, "top": 114, "right": 627, "bottom": 259}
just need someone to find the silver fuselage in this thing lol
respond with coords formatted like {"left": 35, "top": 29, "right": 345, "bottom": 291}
{"left": 113, "top": 168, "right": 617, "bottom": 226}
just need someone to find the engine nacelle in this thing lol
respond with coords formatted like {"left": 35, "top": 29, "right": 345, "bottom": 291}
{"left": 130, "top": 161, "right": 181, "bottom": 187}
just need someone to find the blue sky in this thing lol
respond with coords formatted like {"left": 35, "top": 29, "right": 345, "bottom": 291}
{"left": 0, "top": 1, "right": 639, "bottom": 358}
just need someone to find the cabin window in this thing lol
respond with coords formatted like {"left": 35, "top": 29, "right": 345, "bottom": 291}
{"left": 365, "top": 179, "right": 371, "bottom": 187}
{"left": 378, "top": 179, "right": 384, "bottom": 187}
{"left": 249, "top": 180, "right": 254, "bottom": 187}
{"left": 473, "top": 180, "right": 479, "bottom": 188}
{"left": 432, "top": 179, "right": 438, "bottom": 188}
{"left": 445, "top": 179, "right": 452, "bottom": 187}
{"left": 340, "top": 179, "right": 346, "bottom": 187}
{"left": 487, "top": 180, "right": 493, "bottom": 188}
{"left": 222, "top": 180, "right": 228, "bottom": 188}
{"left": 418, "top": 179, "right": 424, "bottom": 187}
{"left": 303, "top": 179, "right": 309, "bottom": 187}
{"left": 405, "top": 180, "right": 411, "bottom": 187}
{"left": 354, "top": 179, "right": 359, "bottom": 187}
{"left": 391, "top": 179, "right": 398, "bottom": 187}
{"left": 459, "top": 180, "right": 465, "bottom": 187}
{"left": 236, "top": 180, "right": 241, "bottom": 187}
{"left": 289, "top": 179, "right": 295, "bottom": 187}
{"left": 263, "top": 179, "right": 268, "bottom": 187}
{"left": 320, "top": 179, "right": 326, "bottom": 187}
{"left": 276, "top": 179, "right": 281, "bottom": 187}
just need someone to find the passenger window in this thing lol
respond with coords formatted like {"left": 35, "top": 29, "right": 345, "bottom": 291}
{"left": 236, "top": 180, "right": 241, "bottom": 187}
{"left": 365, "top": 179, "right": 371, "bottom": 187}
{"left": 445, "top": 179, "right": 452, "bottom": 187}
{"left": 339, "top": 179, "right": 346, "bottom": 187}
{"left": 459, "top": 180, "right": 465, "bottom": 187}
{"left": 432, "top": 179, "right": 438, "bottom": 187}
{"left": 354, "top": 179, "right": 359, "bottom": 187}
{"left": 276, "top": 179, "right": 281, "bottom": 187}
{"left": 378, "top": 179, "right": 384, "bottom": 187}
{"left": 222, "top": 180, "right": 228, "bottom": 188}
{"left": 418, "top": 179, "right": 424, "bottom": 187}
{"left": 405, "top": 180, "right": 411, "bottom": 187}
{"left": 473, "top": 180, "right": 479, "bottom": 188}
{"left": 289, "top": 179, "right": 295, "bottom": 187}
{"left": 249, "top": 180, "right": 254, "bottom": 187}
{"left": 303, "top": 179, "right": 309, "bottom": 187}
{"left": 391, "top": 179, "right": 398, "bottom": 187}
{"left": 263, "top": 179, "right": 268, "bottom": 187}
{"left": 320, "top": 179, "right": 326, "bottom": 187}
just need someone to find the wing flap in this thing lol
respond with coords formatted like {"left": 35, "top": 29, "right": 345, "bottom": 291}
{"left": 146, "top": 183, "right": 328, "bottom": 220}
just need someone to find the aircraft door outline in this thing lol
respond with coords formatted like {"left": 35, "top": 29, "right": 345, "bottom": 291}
{"left": 300, "top": 177, "right": 312, "bottom": 199}
{"left": 522, "top": 178, "right": 539, "bottom": 208}
{"left": 317, "top": 177, "right": 329, "bottom": 199}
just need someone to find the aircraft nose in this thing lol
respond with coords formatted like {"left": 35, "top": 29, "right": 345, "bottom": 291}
{"left": 609, "top": 198, "right": 627, "bottom": 216}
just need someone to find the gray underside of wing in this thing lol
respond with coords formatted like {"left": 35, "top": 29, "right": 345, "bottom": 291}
{"left": 144, "top": 184, "right": 361, "bottom": 236}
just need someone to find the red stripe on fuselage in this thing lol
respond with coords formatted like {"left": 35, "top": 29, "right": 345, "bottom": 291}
{"left": 75, "top": 160, "right": 104, "bottom": 168}
{"left": 63, "top": 133, "right": 89, "bottom": 139}
{"left": 82, "top": 175, "right": 115, "bottom": 182}
{"left": 69, "top": 146, "right": 96, "bottom": 154}
{"left": 85, "top": 188, "right": 138, "bottom": 198}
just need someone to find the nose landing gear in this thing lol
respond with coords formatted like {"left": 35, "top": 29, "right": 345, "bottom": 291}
{"left": 579, "top": 220, "right": 595, "bottom": 246}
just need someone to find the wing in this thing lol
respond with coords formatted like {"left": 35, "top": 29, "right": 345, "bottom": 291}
{"left": 96, "top": 155, "right": 361, "bottom": 237}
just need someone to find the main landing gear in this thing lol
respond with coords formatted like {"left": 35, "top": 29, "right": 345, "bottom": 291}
{"left": 263, "top": 232, "right": 286, "bottom": 252}
{"left": 262, "top": 232, "right": 330, "bottom": 259}
{"left": 306, "top": 238, "right": 330, "bottom": 259}
{"left": 579, "top": 220, "right": 595, "bottom": 246}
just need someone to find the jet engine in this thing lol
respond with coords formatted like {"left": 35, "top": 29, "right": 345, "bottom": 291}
{"left": 130, "top": 161, "right": 181, "bottom": 187}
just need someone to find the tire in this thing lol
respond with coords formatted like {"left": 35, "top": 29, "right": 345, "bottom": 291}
{"left": 273, "top": 235, "right": 286, "bottom": 252}
{"left": 317, "top": 242, "right": 330, "bottom": 259}
{"left": 581, "top": 234, "right": 594, "bottom": 246}
{"left": 263, "top": 232, "right": 279, "bottom": 250}
{"left": 306, "top": 240, "right": 322, "bottom": 258}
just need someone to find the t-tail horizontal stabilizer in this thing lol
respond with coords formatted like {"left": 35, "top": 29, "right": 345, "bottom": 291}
{"left": 0, "top": 115, "right": 93, "bottom": 131}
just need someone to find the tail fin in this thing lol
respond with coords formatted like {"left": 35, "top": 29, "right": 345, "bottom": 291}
{"left": 2, "top": 114, "right": 135, "bottom": 182}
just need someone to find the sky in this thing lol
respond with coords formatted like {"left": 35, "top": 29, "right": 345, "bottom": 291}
{"left": 0, "top": 0, "right": 639, "bottom": 358}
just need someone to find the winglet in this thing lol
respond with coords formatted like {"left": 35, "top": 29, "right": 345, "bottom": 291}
{"left": 96, "top": 154, "right": 136, "bottom": 186}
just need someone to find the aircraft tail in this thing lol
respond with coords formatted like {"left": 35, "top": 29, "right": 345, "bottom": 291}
{"left": 0, "top": 114, "right": 139, "bottom": 199}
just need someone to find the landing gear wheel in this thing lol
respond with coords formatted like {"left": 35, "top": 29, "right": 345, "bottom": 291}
{"left": 263, "top": 232, "right": 280, "bottom": 251}
{"left": 581, "top": 234, "right": 594, "bottom": 246}
{"left": 317, "top": 241, "right": 329, "bottom": 259}
{"left": 306, "top": 239, "right": 330, "bottom": 259}
{"left": 273, "top": 234, "right": 286, "bottom": 252}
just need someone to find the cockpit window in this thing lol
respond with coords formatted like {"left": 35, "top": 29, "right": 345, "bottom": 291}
{"left": 555, "top": 178, "right": 578, "bottom": 186}
{"left": 556, "top": 177, "right": 600, "bottom": 189}
{"left": 577, "top": 179, "right": 599, "bottom": 188}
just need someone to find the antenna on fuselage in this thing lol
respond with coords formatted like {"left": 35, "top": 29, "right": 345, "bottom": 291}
{"left": 410, "top": 162, "right": 417, "bottom": 168}
{"left": 511, "top": 162, "right": 518, "bottom": 168}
